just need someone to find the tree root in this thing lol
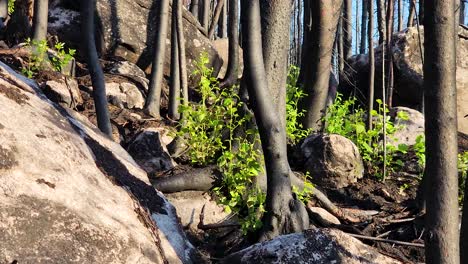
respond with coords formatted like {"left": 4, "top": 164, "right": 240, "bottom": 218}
{"left": 151, "top": 166, "right": 221, "bottom": 193}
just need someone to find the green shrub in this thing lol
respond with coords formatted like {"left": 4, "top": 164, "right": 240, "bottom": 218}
{"left": 8, "top": 0, "right": 15, "bottom": 15}
{"left": 22, "top": 38, "right": 76, "bottom": 78}
{"left": 322, "top": 94, "right": 409, "bottom": 179}
{"left": 459, "top": 151, "right": 468, "bottom": 205}
{"left": 286, "top": 65, "right": 311, "bottom": 144}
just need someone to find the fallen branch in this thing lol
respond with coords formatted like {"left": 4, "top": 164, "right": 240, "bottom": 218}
{"left": 197, "top": 204, "right": 240, "bottom": 230}
{"left": 0, "top": 62, "right": 36, "bottom": 93}
{"left": 347, "top": 233, "right": 425, "bottom": 248}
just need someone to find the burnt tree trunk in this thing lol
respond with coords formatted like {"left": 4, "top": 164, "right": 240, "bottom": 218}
{"left": 367, "top": 0, "right": 375, "bottom": 130}
{"left": 169, "top": 2, "right": 181, "bottom": 120}
{"left": 176, "top": 0, "right": 189, "bottom": 108}
{"left": 343, "top": 0, "right": 352, "bottom": 59}
{"left": 190, "top": 0, "right": 199, "bottom": 18}
{"left": 219, "top": 0, "right": 239, "bottom": 87}
{"left": 407, "top": 0, "right": 415, "bottom": 27}
{"left": 144, "top": 0, "right": 170, "bottom": 119}
{"left": 259, "top": 0, "right": 292, "bottom": 126}
{"left": 300, "top": 0, "right": 342, "bottom": 132}
{"left": 200, "top": 0, "right": 210, "bottom": 31}
{"left": 424, "top": 1, "right": 460, "bottom": 263}
{"left": 241, "top": 0, "right": 308, "bottom": 241}
{"left": 218, "top": 0, "right": 227, "bottom": 38}
{"left": 377, "top": 0, "right": 386, "bottom": 44}
{"left": 32, "top": 0, "right": 48, "bottom": 41}
{"left": 398, "top": 0, "right": 403, "bottom": 31}
{"left": 419, "top": 0, "right": 424, "bottom": 25}
{"left": 461, "top": 0, "right": 465, "bottom": 25}
{"left": 208, "top": 0, "right": 225, "bottom": 39}
{"left": 360, "top": 0, "right": 368, "bottom": 54}
{"left": 386, "top": 0, "right": 395, "bottom": 107}
{"left": 82, "top": 0, "right": 112, "bottom": 137}
{"left": 298, "top": 0, "right": 311, "bottom": 84}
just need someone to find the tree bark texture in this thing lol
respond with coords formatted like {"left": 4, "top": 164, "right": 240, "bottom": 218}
{"left": 386, "top": 0, "right": 395, "bottom": 107}
{"left": 300, "top": 0, "right": 342, "bottom": 132}
{"left": 169, "top": 2, "right": 181, "bottom": 120}
{"left": 398, "top": 0, "right": 403, "bottom": 31}
{"left": 190, "top": 0, "right": 199, "bottom": 18}
{"left": 200, "top": 0, "right": 210, "bottom": 31}
{"left": 377, "top": 0, "right": 386, "bottom": 44}
{"left": 367, "top": 0, "right": 375, "bottom": 131}
{"left": 208, "top": 0, "right": 225, "bottom": 39}
{"left": 259, "top": 0, "right": 292, "bottom": 127}
{"left": 360, "top": 0, "right": 368, "bottom": 54}
{"left": 423, "top": 1, "right": 460, "bottom": 263}
{"left": 82, "top": 0, "right": 112, "bottom": 137}
{"left": 343, "top": 0, "right": 352, "bottom": 59}
{"left": 219, "top": 0, "right": 239, "bottom": 87}
{"left": 144, "top": 0, "right": 170, "bottom": 119}
{"left": 218, "top": 0, "right": 227, "bottom": 38}
{"left": 176, "top": 0, "right": 189, "bottom": 108}
{"left": 240, "top": 0, "right": 308, "bottom": 241}
{"left": 32, "top": 0, "right": 48, "bottom": 41}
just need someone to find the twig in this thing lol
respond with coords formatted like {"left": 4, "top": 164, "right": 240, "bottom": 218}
{"left": 347, "top": 232, "right": 425, "bottom": 248}
{"left": 384, "top": 217, "right": 415, "bottom": 224}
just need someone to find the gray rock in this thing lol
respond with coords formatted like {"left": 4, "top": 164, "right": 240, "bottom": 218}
{"left": 101, "top": 81, "right": 145, "bottom": 109}
{"left": 0, "top": 61, "right": 194, "bottom": 264}
{"left": 212, "top": 38, "right": 243, "bottom": 79}
{"left": 109, "top": 61, "right": 147, "bottom": 78}
{"left": 48, "top": 0, "right": 223, "bottom": 88}
{"left": 43, "top": 77, "right": 82, "bottom": 108}
{"left": 302, "top": 134, "right": 364, "bottom": 189}
{"left": 165, "top": 191, "right": 232, "bottom": 231}
{"left": 307, "top": 206, "right": 341, "bottom": 226}
{"left": 389, "top": 106, "right": 425, "bottom": 146}
{"left": 221, "top": 228, "right": 401, "bottom": 264}
{"left": 127, "top": 128, "right": 176, "bottom": 174}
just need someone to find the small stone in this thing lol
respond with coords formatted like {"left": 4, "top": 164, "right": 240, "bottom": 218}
{"left": 307, "top": 206, "right": 341, "bottom": 226}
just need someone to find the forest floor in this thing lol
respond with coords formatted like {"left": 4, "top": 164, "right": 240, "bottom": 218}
{"left": 5, "top": 50, "right": 466, "bottom": 263}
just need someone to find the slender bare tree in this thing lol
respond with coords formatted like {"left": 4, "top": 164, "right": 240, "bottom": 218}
{"left": 190, "top": 0, "right": 199, "bottom": 18}
{"left": 208, "top": 0, "right": 225, "bottom": 39}
{"left": 360, "top": 0, "right": 368, "bottom": 54}
{"left": 299, "top": 0, "right": 342, "bottom": 132}
{"left": 144, "top": 0, "right": 170, "bottom": 119}
{"left": 241, "top": 0, "right": 308, "bottom": 241}
{"left": 424, "top": 1, "right": 460, "bottom": 263}
{"left": 32, "top": 0, "right": 48, "bottom": 41}
{"left": 343, "top": 0, "right": 352, "bottom": 59}
{"left": 169, "top": 2, "right": 181, "bottom": 120}
{"left": 219, "top": 0, "right": 239, "bottom": 87}
{"left": 200, "top": 0, "right": 210, "bottom": 31}
{"left": 367, "top": 0, "right": 375, "bottom": 130}
{"left": 377, "top": 0, "right": 386, "bottom": 44}
{"left": 176, "top": 0, "right": 189, "bottom": 108}
{"left": 82, "top": 0, "right": 112, "bottom": 137}
{"left": 218, "top": 0, "right": 227, "bottom": 38}
{"left": 407, "top": 0, "right": 415, "bottom": 27}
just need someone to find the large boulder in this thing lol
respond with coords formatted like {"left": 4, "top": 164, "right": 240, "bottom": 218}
{"left": 221, "top": 228, "right": 401, "bottom": 264}
{"left": 212, "top": 38, "right": 243, "bottom": 79}
{"left": 338, "top": 25, "right": 468, "bottom": 134}
{"left": 301, "top": 134, "right": 364, "bottom": 189}
{"left": 48, "top": 0, "right": 223, "bottom": 87}
{"left": 0, "top": 62, "right": 194, "bottom": 263}
{"left": 388, "top": 106, "right": 425, "bottom": 146}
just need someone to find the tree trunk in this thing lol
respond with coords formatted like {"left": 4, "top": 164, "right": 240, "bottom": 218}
{"left": 300, "top": 0, "right": 342, "bottom": 132}
{"left": 419, "top": 0, "right": 424, "bottom": 25}
{"left": 407, "top": 1, "right": 415, "bottom": 27}
{"left": 32, "top": 0, "right": 48, "bottom": 41}
{"left": 219, "top": 0, "right": 239, "bottom": 87}
{"left": 190, "top": 0, "right": 199, "bottom": 18}
{"left": 218, "top": 0, "right": 227, "bottom": 38}
{"left": 82, "top": 0, "right": 112, "bottom": 137}
{"left": 360, "top": 0, "right": 368, "bottom": 54}
{"left": 200, "top": 0, "right": 210, "bottom": 31}
{"left": 377, "top": 0, "right": 386, "bottom": 44}
{"left": 241, "top": 0, "right": 308, "bottom": 241}
{"left": 398, "top": 0, "right": 403, "bottom": 31}
{"left": 343, "top": 0, "right": 352, "bottom": 59}
{"left": 144, "top": 0, "right": 170, "bottom": 119}
{"left": 208, "top": 0, "right": 225, "bottom": 39}
{"left": 259, "top": 0, "right": 292, "bottom": 127}
{"left": 169, "top": 3, "right": 181, "bottom": 120}
{"left": 367, "top": 0, "right": 375, "bottom": 130}
{"left": 298, "top": 0, "right": 311, "bottom": 84}
{"left": 386, "top": 0, "right": 395, "bottom": 107}
{"left": 338, "top": 16, "right": 344, "bottom": 75}
{"left": 424, "top": 1, "right": 460, "bottom": 263}
{"left": 176, "top": 0, "right": 189, "bottom": 108}
{"left": 461, "top": 0, "right": 465, "bottom": 25}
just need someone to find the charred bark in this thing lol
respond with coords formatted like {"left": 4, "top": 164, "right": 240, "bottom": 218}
{"left": 424, "top": 1, "right": 460, "bottom": 263}
{"left": 360, "top": 0, "right": 368, "bottom": 54}
{"left": 299, "top": 0, "right": 342, "bottom": 132}
{"left": 82, "top": 0, "right": 112, "bottom": 137}
{"left": 219, "top": 0, "right": 239, "bottom": 87}
{"left": 32, "top": 0, "right": 48, "bottom": 41}
{"left": 376, "top": 0, "right": 386, "bottom": 44}
{"left": 176, "top": 0, "right": 189, "bottom": 108}
{"left": 169, "top": 3, "right": 181, "bottom": 120}
{"left": 208, "top": 0, "right": 225, "bottom": 39}
{"left": 241, "top": 0, "right": 308, "bottom": 241}
{"left": 343, "top": 0, "right": 352, "bottom": 59}
{"left": 367, "top": 0, "right": 375, "bottom": 130}
{"left": 144, "top": 0, "right": 170, "bottom": 119}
